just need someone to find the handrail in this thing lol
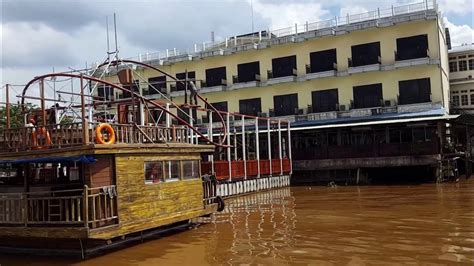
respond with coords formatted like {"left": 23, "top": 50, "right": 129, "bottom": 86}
{"left": 121, "top": 1, "right": 435, "bottom": 64}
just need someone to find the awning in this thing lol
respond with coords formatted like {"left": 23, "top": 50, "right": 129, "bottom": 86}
{"left": 291, "top": 114, "right": 460, "bottom": 131}
{"left": 0, "top": 155, "right": 97, "bottom": 164}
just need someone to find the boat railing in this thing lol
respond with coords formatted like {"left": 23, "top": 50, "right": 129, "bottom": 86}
{"left": 0, "top": 123, "right": 190, "bottom": 152}
{"left": 0, "top": 185, "right": 118, "bottom": 229}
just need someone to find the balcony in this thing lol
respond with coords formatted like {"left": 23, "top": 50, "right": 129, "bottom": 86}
{"left": 266, "top": 69, "right": 297, "bottom": 85}
{"left": 199, "top": 79, "right": 227, "bottom": 93}
{"left": 348, "top": 56, "right": 382, "bottom": 74}
{"left": 303, "top": 64, "right": 337, "bottom": 81}
{"left": 229, "top": 74, "right": 261, "bottom": 90}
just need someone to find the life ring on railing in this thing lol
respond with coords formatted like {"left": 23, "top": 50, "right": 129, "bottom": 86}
{"left": 31, "top": 127, "right": 52, "bottom": 150}
{"left": 95, "top": 123, "right": 116, "bottom": 145}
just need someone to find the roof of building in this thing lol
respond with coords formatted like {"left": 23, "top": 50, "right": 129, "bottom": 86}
{"left": 449, "top": 44, "right": 474, "bottom": 54}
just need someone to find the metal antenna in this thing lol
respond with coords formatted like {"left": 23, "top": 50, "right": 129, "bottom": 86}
{"left": 114, "top": 13, "right": 119, "bottom": 60}
{"left": 251, "top": 0, "right": 254, "bottom": 33}
{"left": 106, "top": 16, "right": 111, "bottom": 62}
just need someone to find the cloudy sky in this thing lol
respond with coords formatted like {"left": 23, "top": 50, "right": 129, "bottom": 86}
{"left": 1, "top": 0, "right": 473, "bottom": 100}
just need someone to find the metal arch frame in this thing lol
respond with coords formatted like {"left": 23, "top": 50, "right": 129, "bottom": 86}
{"left": 96, "top": 59, "right": 228, "bottom": 145}
{"left": 20, "top": 73, "right": 230, "bottom": 148}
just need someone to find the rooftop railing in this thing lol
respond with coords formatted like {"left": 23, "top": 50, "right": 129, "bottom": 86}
{"left": 116, "top": 0, "right": 436, "bottom": 65}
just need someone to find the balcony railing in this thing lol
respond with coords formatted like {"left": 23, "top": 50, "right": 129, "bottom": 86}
{"left": 121, "top": 1, "right": 435, "bottom": 65}
{"left": 0, "top": 185, "right": 118, "bottom": 229}
{"left": 0, "top": 123, "right": 190, "bottom": 152}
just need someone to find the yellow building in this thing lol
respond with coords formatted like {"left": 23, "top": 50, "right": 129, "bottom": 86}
{"left": 96, "top": 1, "right": 464, "bottom": 184}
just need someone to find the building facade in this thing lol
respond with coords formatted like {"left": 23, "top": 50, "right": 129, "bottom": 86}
{"left": 449, "top": 44, "right": 474, "bottom": 114}
{"left": 97, "top": 1, "right": 459, "bottom": 183}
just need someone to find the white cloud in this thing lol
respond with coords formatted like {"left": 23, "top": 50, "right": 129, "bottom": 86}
{"left": 250, "top": 0, "right": 330, "bottom": 29}
{"left": 437, "top": 0, "right": 474, "bottom": 15}
{"left": 444, "top": 17, "right": 474, "bottom": 46}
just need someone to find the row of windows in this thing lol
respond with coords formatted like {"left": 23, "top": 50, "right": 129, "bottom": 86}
{"left": 144, "top": 160, "right": 199, "bottom": 184}
{"left": 211, "top": 77, "right": 431, "bottom": 116}
{"left": 143, "top": 34, "right": 429, "bottom": 91}
{"left": 452, "top": 93, "right": 474, "bottom": 107}
{"left": 448, "top": 59, "right": 474, "bottom": 72}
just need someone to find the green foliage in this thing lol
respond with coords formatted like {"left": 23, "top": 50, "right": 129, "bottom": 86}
{"left": 0, "top": 103, "right": 38, "bottom": 129}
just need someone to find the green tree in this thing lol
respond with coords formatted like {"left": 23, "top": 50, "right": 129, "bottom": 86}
{"left": 0, "top": 103, "right": 37, "bottom": 129}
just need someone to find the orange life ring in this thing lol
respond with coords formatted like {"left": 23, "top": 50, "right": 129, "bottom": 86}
{"left": 31, "top": 127, "right": 52, "bottom": 150}
{"left": 95, "top": 123, "right": 116, "bottom": 145}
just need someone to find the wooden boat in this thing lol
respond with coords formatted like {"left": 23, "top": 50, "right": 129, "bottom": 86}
{"left": 0, "top": 70, "right": 225, "bottom": 258}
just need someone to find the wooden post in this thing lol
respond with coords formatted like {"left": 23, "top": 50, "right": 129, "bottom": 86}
{"left": 466, "top": 125, "right": 471, "bottom": 177}
{"left": 83, "top": 185, "right": 89, "bottom": 228}
{"left": 40, "top": 79, "right": 47, "bottom": 126}
{"left": 80, "top": 75, "right": 89, "bottom": 144}
{"left": 6, "top": 84, "right": 10, "bottom": 129}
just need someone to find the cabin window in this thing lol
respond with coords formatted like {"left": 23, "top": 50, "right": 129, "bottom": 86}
{"left": 182, "top": 160, "right": 199, "bottom": 180}
{"left": 312, "top": 89, "right": 338, "bottom": 113}
{"left": 350, "top": 42, "right": 381, "bottom": 67}
{"left": 239, "top": 98, "right": 261, "bottom": 116}
{"left": 145, "top": 162, "right": 164, "bottom": 184}
{"left": 309, "top": 49, "right": 337, "bottom": 73}
{"left": 273, "top": 94, "right": 298, "bottom": 116}
{"left": 398, "top": 78, "right": 431, "bottom": 105}
{"left": 205, "top": 67, "right": 226, "bottom": 87}
{"left": 396, "top": 35, "right": 428, "bottom": 61}
{"left": 210, "top": 101, "right": 228, "bottom": 122}
{"left": 176, "top": 71, "right": 196, "bottom": 91}
{"left": 353, "top": 83, "right": 383, "bottom": 109}
{"left": 147, "top": 76, "right": 167, "bottom": 95}
{"left": 271, "top": 55, "right": 296, "bottom": 78}
{"left": 97, "top": 85, "right": 114, "bottom": 101}
{"left": 237, "top": 61, "right": 260, "bottom": 83}
{"left": 164, "top": 161, "right": 180, "bottom": 181}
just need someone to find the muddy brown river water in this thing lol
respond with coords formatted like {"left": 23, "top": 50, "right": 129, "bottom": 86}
{"left": 1, "top": 180, "right": 473, "bottom": 265}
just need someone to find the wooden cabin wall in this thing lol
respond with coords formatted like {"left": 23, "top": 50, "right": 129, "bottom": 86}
{"left": 84, "top": 156, "right": 114, "bottom": 187}
{"left": 114, "top": 153, "right": 203, "bottom": 231}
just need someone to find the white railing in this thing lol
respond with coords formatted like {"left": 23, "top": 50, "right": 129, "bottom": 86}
{"left": 123, "top": 0, "right": 436, "bottom": 64}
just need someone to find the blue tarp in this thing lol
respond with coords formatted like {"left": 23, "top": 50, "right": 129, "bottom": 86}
{"left": 0, "top": 155, "right": 97, "bottom": 164}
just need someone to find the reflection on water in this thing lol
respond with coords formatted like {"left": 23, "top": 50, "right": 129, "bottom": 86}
{"left": 1, "top": 180, "right": 474, "bottom": 265}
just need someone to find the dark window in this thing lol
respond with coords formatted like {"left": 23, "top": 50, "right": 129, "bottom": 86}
{"left": 272, "top": 55, "right": 296, "bottom": 78}
{"left": 350, "top": 42, "right": 381, "bottom": 67}
{"left": 398, "top": 78, "right": 431, "bottom": 105}
{"left": 210, "top": 101, "right": 228, "bottom": 121}
{"left": 396, "top": 34, "right": 428, "bottom": 60}
{"left": 312, "top": 89, "right": 339, "bottom": 112}
{"left": 122, "top": 80, "right": 139, "bottom": 98}
{"left": 309, "top": 49, "right": 337, "bottom": 73}
{"left": 147, "top": 76, "right": 166, "bottom": 94}
{"left": 273, "top": 94, "right": 298, "bottom": 116}
{"left": 452, "top": 95, "right": 460, "bottom": 106}
{"left": 205, "top": 67, "right": 226, "bottom": 87}
{"left": 239, "top": 98, "right": 261, "bottom": 116}
{"left": 237, "top": 61, "right": 260, "bottom": 83}
{"left": 459, "top": 60, "right": 468, "bottom": 71}
{"left": 177, "top": 107, "right": 197, "bottom": 123}
{"left": 469, "top": 59, "right": 474, "bottom": 70}
{"left": 353, "top": 83, "right": 383, "bottom": 108}
{"left": 449, "top": 61, "right": 458, "bottom": 72}
{"left": 176, "top": 71, "right": 196, "bottom": 91}
{"left": 461, "top": 95, "right": 469, "bottom": 106}
{"left": 97, "top": 85, "right": 114, "bottom": 101}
